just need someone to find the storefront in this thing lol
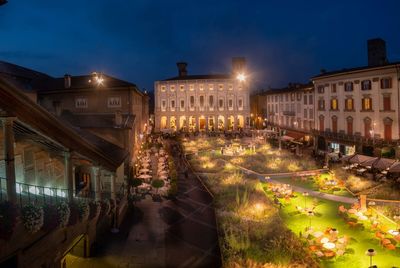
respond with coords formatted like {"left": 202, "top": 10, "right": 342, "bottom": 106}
{"left": 328, "top": 142, "right": 355, "bottom": 156}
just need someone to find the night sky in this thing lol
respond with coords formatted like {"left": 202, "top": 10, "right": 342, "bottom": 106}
{"left": 1, "top": 0, "right": 399, "bottom": 92}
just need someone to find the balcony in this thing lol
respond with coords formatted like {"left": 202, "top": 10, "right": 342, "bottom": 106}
{"left": 282, "top": 111, "right": 295, "bottom": 116}
{"left": 311, "top": 130, "right": 399, "bottom": 147}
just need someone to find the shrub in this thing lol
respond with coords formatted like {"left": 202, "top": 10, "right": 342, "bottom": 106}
{"left": 89, "top": 201, "right": 101, "bottom": 220}
{"left": 21, "top": 204, "right": 44, "bottom": 233}
{"left": 100, "top": 199, "right": 111, "bottom": 217}
{"left": 77, "top": 201, "right": 89, "bottom": 221}
{"left": 68, "top": 201, "right": 80, "bottom": 226}
{"left": 57, "top": 201, "right": 70, "bottom": 228}
{"left": 0, "top": 201, "right": 19, "bottom": 240}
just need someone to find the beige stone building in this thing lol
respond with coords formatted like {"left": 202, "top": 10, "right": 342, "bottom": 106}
{"left": 154, "top": 58, "right": 251, "bottom": 132}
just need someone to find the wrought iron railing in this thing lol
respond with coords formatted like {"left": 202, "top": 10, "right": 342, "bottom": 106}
{"left": 0, "top": 177, "right": 126, "bottom": 207}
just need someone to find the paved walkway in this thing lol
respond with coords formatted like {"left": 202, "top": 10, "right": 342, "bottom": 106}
{"left": 65, "top": 141, "right": 221, "bottom": 268}
{"left": 208, "top": 158, "right": 358, "bottom": 205}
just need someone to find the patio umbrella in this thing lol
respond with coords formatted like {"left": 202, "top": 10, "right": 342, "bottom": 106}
{"left": 349, "top": 154, "right": 376, "bottom": 164}
{"left": 362, "top": 157, "right": 396, "bottom": 170}
{"left": 388, "top": 162, "right": 400, "bottom": 173}
{"left": 139, "top": 168, "right": 151, "bottom": 173}
{"left": 158, "top": 170, "right": 168, "bottom": 176}
{"left": 341, "top": 154, "right": 355, "bottom": 162}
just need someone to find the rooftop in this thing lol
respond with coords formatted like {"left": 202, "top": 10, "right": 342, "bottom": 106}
{"left": 60, "top": 110, "right": 135, "bottom": 129}
{"left": 255, "top": 83, "right": 313, "bottom": 96}
{"left": 312, "top": 61, "right": 400, "bottom": 79}
{"left": 162, "top": 74, "right": 232, "bottom": 81}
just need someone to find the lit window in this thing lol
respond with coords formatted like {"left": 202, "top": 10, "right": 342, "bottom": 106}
{"left": 180, "top": 85, "right": 185, "bottom": 91}
{"left": 330, "top": 98, "right": 338, "bottom": 110}
{"left": 362, "top": 97, "right": 372, "bottom": 110}
{"left": 108, "top": 97, "right": 121, "bottom": 108}
{"left": 160, "top": 85, "right": 166, "bottom": 92}
{"left": 209, "top": 84, "right": 214, "bottom": 90}
{"left": 170, "top": 85, "right": 175, "bottom": 91}
{"left": 228, "top": 84, "right": 233, "bottom": 90}
{"left": 199, "top": 84, "right": 204, "bottom": 90}
{"left": 75, "top": 98, "right": 88, "bottom": 108}
{"left": 317, "top": 86, "right": 324, "bottom": 93}
{"left": 381, "top": 77, "right": 392, "bottom": 89}
{"left": 345, "top": 98, "right": 354, "bottom": 110}
{"left": 189, "top": 84, "right": 194, "bottom": 91}
{"left": 361, "top": 80, "right": 371, "bottom": 90}
{"left": 219, "top": 99, "right": 224, "bottom": 108}
{"left": 190, "top": 96, "right": 195, "bottom": 107}
{"left": 344, "top": 82, "right": 353, "bottom": 92}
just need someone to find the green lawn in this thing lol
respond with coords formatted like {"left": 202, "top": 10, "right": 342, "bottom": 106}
{"left": 274, "top": 177, "right": 354, "bottom": 198}
{"left": 264, "top": 187, "right": 400, "bottom": 268}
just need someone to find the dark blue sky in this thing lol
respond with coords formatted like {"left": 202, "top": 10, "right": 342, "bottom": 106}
{"left": 1, "top": 0, "right": 399, "bottom": 91}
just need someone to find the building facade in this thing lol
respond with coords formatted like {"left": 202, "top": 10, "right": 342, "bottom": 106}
{"left": 251, "top": 83, "right": 314, "bottom": 138}
{"left": 154, "top": 58, "right": 251, "bottom": 132}
{"left": 312, "top": 63, "right": 400, "bottom": 156}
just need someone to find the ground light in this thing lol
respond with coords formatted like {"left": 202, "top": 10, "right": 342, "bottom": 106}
{"left": 365, "top": 248, "right": 376, "bottom": 267}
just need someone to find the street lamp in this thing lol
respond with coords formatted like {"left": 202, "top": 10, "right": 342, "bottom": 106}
{"left": 237, "top": 73, "right": 246, "bottom": 82}
{"left": 307, "top": 210, "right": 314, "bottom": 229}
{"left": 303, "top": 192, "right": 309, "bottom": 208}
{"left": 365, "top": 248, "right": 376, "bottom": 267}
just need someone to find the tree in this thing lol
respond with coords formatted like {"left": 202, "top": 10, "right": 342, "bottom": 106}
{"left": 151, "top": 179, "right": 165, "bottom": 194}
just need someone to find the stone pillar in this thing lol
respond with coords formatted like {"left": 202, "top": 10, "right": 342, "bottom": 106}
{"left": 2, "top": 117, "right": 16, "bottom": 203}
{"left": 110, "top": 173, "right": 116, "bottom": 200}
{"left": 64, "top": 151, "right": 74, "bottom": 201}
{"left": 92, "top": 167, "right": 101, "bottom": 201}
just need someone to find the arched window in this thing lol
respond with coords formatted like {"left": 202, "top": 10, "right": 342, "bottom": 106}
{"left": 345, "top": 98, "right": 354, "bottom": 111}
{"left": 331, "top": 116, "right": 338, "bottom": 133}
{"left": 319, "top": 115, "right": 325, "bottom": 132}
{"left": 344, "top": 82, "right": 353, "bottom": 92}
{"left": 364, "top": 117, "right": 372, "bottom": 138}
{"left": 346, "top": 117, "right": 353, "bottom": 135}
{"left": 383, "top": 117, "right": 393, "bottom": 141}
{"left": 361, "top": 80, "right": 371, "bottom": 90}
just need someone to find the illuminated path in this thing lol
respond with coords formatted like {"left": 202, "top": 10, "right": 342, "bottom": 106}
{"left": 208, "top": 159, "right": 358, "bottom": 205}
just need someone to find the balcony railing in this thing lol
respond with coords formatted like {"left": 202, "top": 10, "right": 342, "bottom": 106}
{"left": 311, "top": 130, "right": 399, "bottom": 147}
{"left": 0, "top": 177, "right": 125, "bottom": 207}
{"left": 282, "top": 111, "right": 295, "bottom": 116}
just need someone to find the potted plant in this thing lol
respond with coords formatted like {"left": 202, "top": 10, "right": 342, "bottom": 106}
{"left": 21, "top": 204, "right": 44, "bottom": 233}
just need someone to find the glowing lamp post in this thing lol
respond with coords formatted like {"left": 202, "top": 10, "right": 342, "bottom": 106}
{"left": 237, "top": 73, "right": 246, "bottom": 82}
{"left": 307, "top": 210, "right": 314, "bottom": 229}
{"left": 365, "top": 248, "right": 376, "bottom": 267}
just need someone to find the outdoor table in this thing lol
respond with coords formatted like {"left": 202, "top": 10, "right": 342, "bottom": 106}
{"left": 320, "top": 237, "right": 329, "bottom": 244}
{"left": 356, "top": 168, "right": 367, "bottom": 175}
{"left": 381, "top": 170, "right": 388, "bottom": 175}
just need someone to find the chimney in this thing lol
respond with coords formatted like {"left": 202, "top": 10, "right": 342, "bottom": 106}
{"left": 232, "top": 57, "right": 246, "bottom": 75}
{"left": 115, "top": 110, "right": 122, "bottom": 127}
{"left": 368, "top": 38, "right": 388, "bottom": 66}
{"left": 64, "top": 74, "right": 71, "bottom": 88}
{"left": 176, "top": 62, "right": 188, "bottom": 77}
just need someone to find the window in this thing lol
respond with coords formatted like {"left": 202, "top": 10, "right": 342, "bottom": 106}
{"left": 331, "top": 116, "right": 338, "bottom": 133}
{"left": 304, "top": 109, "right": 307, "bottom": 118}
{"left": 303, "top": 95, "right": 307, "bottom": 105}
{"left": 345, "top": 98, "right": 354, "bottom": 111}
{"left": 75, "top": 98, "right": 88, "bottom": 108}
{"left": 309, "top": 95, "right": 313, "bottom": 105}
{"left": 319, "top": 115, "right": 324, "bottom": 132}
{"left": 384, "top": 117, "right": 393, "bottom": 141}
{"left": 291, "top": 93, "right": 295, "bottom": 101}
{"left": 219, "top": 99, "right": 224, "bottom": 108}
{"left": 170, "top": 85, "right": 175, "bottom": 91}
{"left": 364, "top": 118, "right": 372, "bottom": 138}
{"left": 296, "top": 93, "right": 301, "bottom": 101}
{"left": 344, "top": 82, "right": 353, "bottom": 92}
{"left": 170, "top": 100, "right": 175, "bottom": 110}
{"left": 383, "top": 95, "right": 391, "bottom": 111}
{"left": 199, "top": 96, "right": 204, "bottom": 107}
{"left": 275, "top": 95, "right": 278, "bottom": 102}
{"left": 331, "top": 84, "right": 337, "bottom": 93}
{"left": 218, "top": 84, "right": 223, "bottom": 90}
{"left": 209, "top": 95, "right": 214, "bottom": 106}
{"left": 330, "top": 98, "right": 338, "bottom": 110}
{"left": 160, "top": 85, "right": 166, "bottom": 92}
{"left": 209, "top": 84, "right": 214, "bottom": 90}
{"left": 362, "top": 97, "right": 372, "bottom": 111}
{"left": 199, "top": 84, "right": 204, "bottom": 90}
{"left": 190, "top": 96, "right": 195, "bottom": 107}
{"left": 228, "top": 84, "right": 233, "bottom": 90}
{"left": 309, "top": 109, "right": 313, "bottom": 119}
{"left": 161, "top": 100, "right": 166, "bottom": 111}
{"left": 180, "top": 100, "right": 185, "bottom": 109}
{"left": 180, "top": 85, "right": 186, "bottom": 91}
{"left": 108, "top": 97, "right": 121, "bottom": 108}
{"left": 317, "top": 86, "right": 324, "bottom": 93}
{"left": 238, "top": 99, "right": 243, "bottom": 109}
{"left": 361, "top": 80, "right": 371, "bottom": 90}
{"left": 228, "top": 99, "right": 233, "bottom": 108}
{"left": 381, "top": 77, "right": 392, "bottom": 89}
{"left": 347, "top": 117, "right": 353, "bottom": 135}
{"left": 318, "top": 99, "right": 325, "bottom": 110}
